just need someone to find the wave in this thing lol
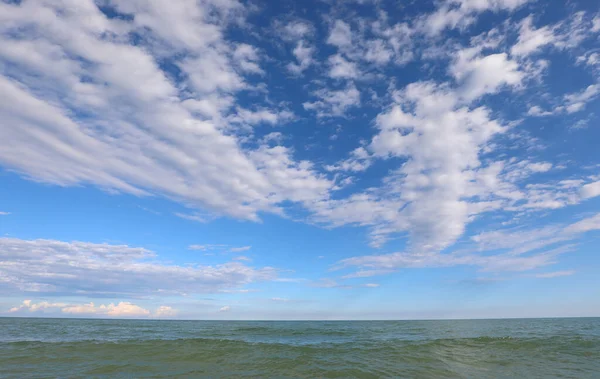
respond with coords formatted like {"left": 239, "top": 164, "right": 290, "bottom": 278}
{"left": 3, "top": 335, "right": 599, "bottom": 378}
{"left": 5, "top": 334, "right": 599, "bottom": 350}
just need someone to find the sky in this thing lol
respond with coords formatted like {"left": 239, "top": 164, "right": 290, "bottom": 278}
{"left": 0, "top": 0, "right": 599, "bottom": 320}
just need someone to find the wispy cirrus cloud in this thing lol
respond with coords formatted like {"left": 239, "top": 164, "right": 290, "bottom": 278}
{"left": 0, "top": 238, "right": 278, "bottom": 297}
{"left": 534, "top": 270, "right": 575, "bottom": 278}
{"left": 336, "top": 213, "right": 600, "bottom": 276}
{"left": 0, "top": 0, "right": 332, "bottom": 224}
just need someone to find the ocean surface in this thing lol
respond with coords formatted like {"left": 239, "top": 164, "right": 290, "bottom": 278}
{"left": 1, "top": 317, "right": 599, "bottom": 378}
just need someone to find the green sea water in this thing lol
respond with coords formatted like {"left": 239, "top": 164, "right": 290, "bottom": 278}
{"left": 1, "top": 317, "right": 599, "bottom": 378}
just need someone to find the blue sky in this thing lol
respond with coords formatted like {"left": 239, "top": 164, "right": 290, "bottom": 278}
{"left": 0, "top": 0, "right": 599, "bottom": 320}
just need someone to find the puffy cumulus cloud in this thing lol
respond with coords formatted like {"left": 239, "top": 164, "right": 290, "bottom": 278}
{"left": 337, "top": 212, "right": 600, "bottom": 275}
{"left": 303, "top": 84, "right": 361, "bottom": 117}
{"left": 327, "top": 54, "right": 359, "bottom": 79}
{"left": 0, "top": 238, "right": 278, "bottom": 296}
{"left": 581, "top": 181, "right": 600, "bottom": 200}
{"left": 0, "top": 0, "right": 333, "bottom": 224}
{"left": 325, "top": 147, "right": 373, "bottom": 173}
{"left": 316, "top": 13, "right": 415, "bottom": 86}
{"left": 288, "top": 40, "right": 315, "bottom": 75}
{"left": 9, "top": 299, "right": 67, "bottom": 313}
{"left": 154, "top": 306, "right": 178, "bottom": 318}
{"left": 311, "top": 74, "right": 596, "bottom": 250}
{"left": 62, "top": 302, "right": 151, "bottom": 317}
{"left": 419, "top": 0, "right": 530, "bottom": 36}
{"left": 301, "top": 5, "right": 599, "bottom": 253}
{"left": 227, "top": 107, "right": 295, "bottom": 127}
{"left": 8, "top": 300, "right": 177, "bottom": 318}
{"left": 451, "top": 47, "right": 523, "bottom": 101}
{"left": 327, "top": 20, "right": 353, "bottom": 48}
{"left": 219, "top": 305, "right": 231, "bottom": 312}
{"left": 320, "top": 81, "right": 506, "bottom": 249}
{"left": 275, "top": 19, "right": 316, "bottom": 75}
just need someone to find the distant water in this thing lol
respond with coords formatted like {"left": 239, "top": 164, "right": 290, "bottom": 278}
{"left": 1, "top": 318, "right": 599, "bottom": 378}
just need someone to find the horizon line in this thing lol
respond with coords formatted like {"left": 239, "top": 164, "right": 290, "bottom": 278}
{"left": 2, "top": 315, "right": 599, "bottom": 322}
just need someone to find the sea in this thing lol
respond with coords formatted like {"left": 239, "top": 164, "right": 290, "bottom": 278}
{"left": 1, "top": 317, "right": 599, "bottom": 378}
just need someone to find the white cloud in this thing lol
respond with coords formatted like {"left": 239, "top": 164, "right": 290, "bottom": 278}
{"left": 527, "top": 105, "right": 553, "bottom": 117}
{"left": 581, "top": 181, "right": 600, "bottom": 199}
{"left": 0, "top": 0, "right": 598, "bottom": 291}
{"left": 562, "top": 84, "right": 600, "bottom": 114}
{"left": 154, "top": 305, "right": 178, "bottom": 318}
{"left": 0, "top": 212, "right": 9, "bottom": 215}
{"left": 327, "top": 20, "right": 352, "bottom": 48}
{"left": 327, "top": 54, "right": 359, "bottom": 79}
{"left": 310, "top": 278, "right": 352, "bottom": 289}
{"left": 342, "top": 269, "right": 396, "bottom": 279}
{"left": 279, "top": 20, "right": 313, "bottom": 41}
{"left": 337, "top": 212, "right": 600, "bottom": 275}
{"left": 229, "top": 246, "right": 251, "bottom": 253}
{"left": 535, "top": 270, "right": 575, "bottom": 278}
{"left": 8, "top": 299, "right": 177, "bottom": 318}
{"left": 527, "top": 162, "right": 552, "bottom": 173}
{"left": 176, "top": 213, "right": 211, "bottom": 223}
{"left": 270, "top": 297, "right": 289, "bottom": 302}
{"left": 0, "top": 238, "right": 278, "bottom": 296}
{"left": 360, "top": 81, "right": 506, "bottom": 248}
{"left": 188, "top": 244, "right": 228, "bottom": 251}
{"left": 0, "top": 0, "right": 332, "bottom": 224}
{"left": 303, "top": 84, "right": 361, "bottom": 117}
{"left": 419, "top": 0, "right": 530, "bottom": 36}
{"left": 287, "top": 40, "right": 315, "bottom": 75}
{"left": 593, "top": 15, "right": 600, "bottom": 32}
{"left": 232, "top": 43, "right": 264, "bottom": 75}
{"left": 227, "top": 107, "right": 294, "bottom": 127}
{"left": 62, "top": 302, "right": 151, "bottom": 317}
{"left": 311, "top": 62, "right": 592, "bottom": 251}
{"left": 577, "top": 52, "right": 599, "bottom": 69}
{"left": 528, "top": 84, "right": 600, "bottom": 117}
{"left": 363, "top": 283, "right": 380, "bottom": 288}
{"left": 338, "top": 245, "right": 574, "bottom": 275}
{"left": 233, "top": 256, "right": 252, "bottom": 261}
{"left": 219, "top": 305, "right": 231, "bottom": 312}
{"left": 365, "top": 39, "right": 393, "bottom": 65}
{"left": 510, "top": 12, "right": 598, "bottom": 58}
{"left": 564, "top": 213, "right": 600, "bottom": 234}
{"left": 451, "top": 48, "right": 523, "bottom": 100}
{"left": 277, "top": 20, "right": 315, "bottom": 75}
{"left": 9, "top": 299, "right": 66, "bottom": 313}
{"left": 511, "top": 16, "right": 555, "bottom": 57}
